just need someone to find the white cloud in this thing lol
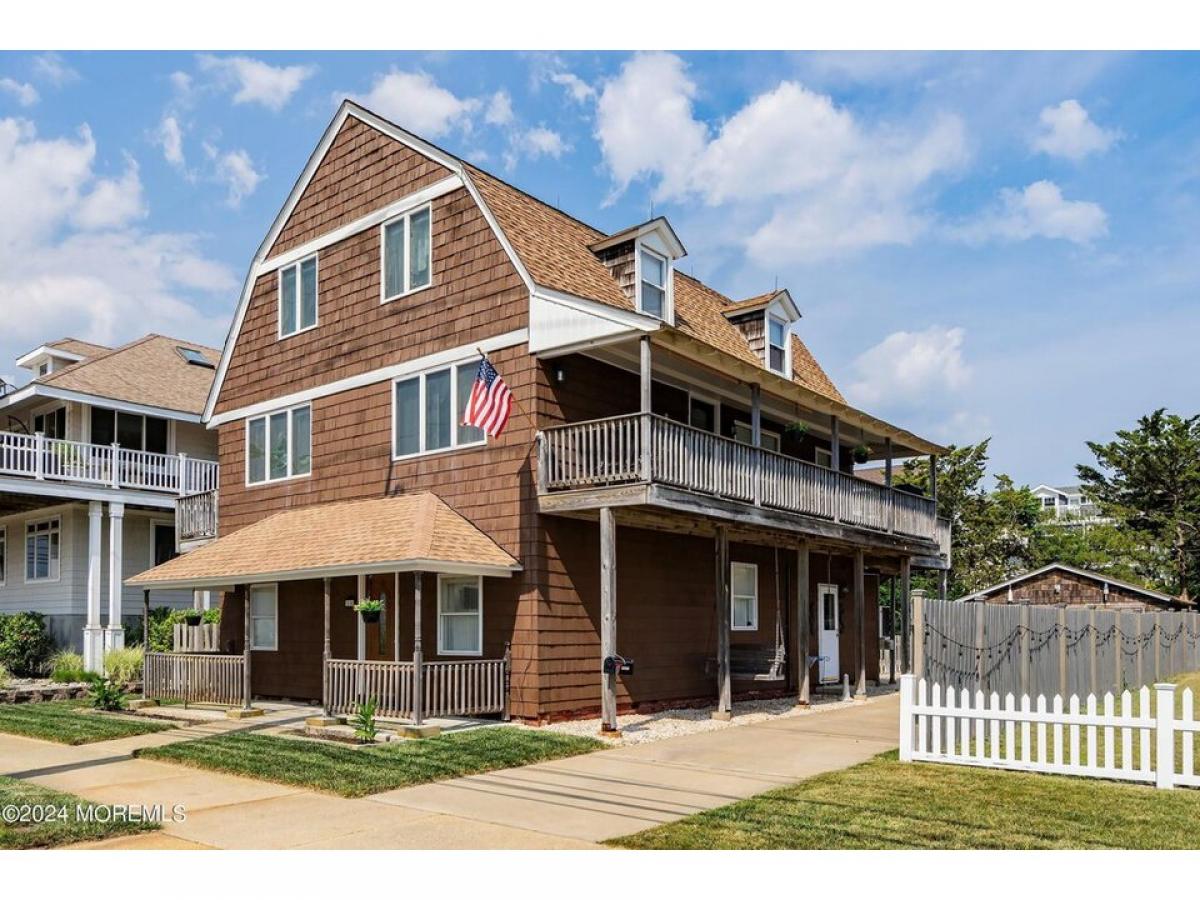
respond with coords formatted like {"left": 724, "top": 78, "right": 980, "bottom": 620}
{"left": 353, "top": 70, "right": 479, "bottom": 138}
{"left": 847, "top": 326, "right": 971, "bottom": 411}
{"left": 1032, "top": 99, "right": 1118, "bottom": 161}
{"left": 211, "top": 147, "right": 262, "bottom": 207}
{"left": 197, "top": 54, "right": 314, "bottom": 111}
{"left": 0, "top": 118, "right": 233, "bottom": 380}
{"left": 550, "top": 71, "right": 595, "bottom": 103}
{"left": 32, "top": 52, "right": 80, "bottom": 87}
{"left": 485, "top": 91, "right": 514, "bottom": 126}
{"left": 156, "top": 115, "right": 185, "bottom": 168}
{"left": 502, "top": 125, "right": 569, "bottom": 171}
{"left": 959, "top": 180, "right": 1108, "bottom": 245}
{"left": 0, "top": 78, "right": 38, "bottom": 107}
{"left": 595, "top": 53, "right": 967, "bottom": 262}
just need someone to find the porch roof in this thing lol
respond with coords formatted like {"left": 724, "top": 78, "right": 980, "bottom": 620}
{"left": 127, "top": 492, "right": 521, "bottom": 590}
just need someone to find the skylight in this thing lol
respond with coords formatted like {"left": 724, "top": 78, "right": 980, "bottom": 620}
{"left": 178, "top": 347, "right": 215, "bottom": 369}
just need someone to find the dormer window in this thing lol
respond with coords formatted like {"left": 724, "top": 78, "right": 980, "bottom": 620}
{"left": 639, "top": 248, "right": 667, "bottom": 318}
{"left": 768, "top": 315, "right": 787, "bottom": 374}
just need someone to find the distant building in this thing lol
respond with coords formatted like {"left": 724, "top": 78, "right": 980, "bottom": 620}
{"left": 1032, "top": 484, "right": 1108, "bottom": 527}
{"left": 959, "top": 563, "right": 1186, "bottom": 611}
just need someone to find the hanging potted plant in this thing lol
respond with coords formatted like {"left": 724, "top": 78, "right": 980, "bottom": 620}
{"left": 183, "top": 609, "right": 203, "bottom": 627}
{"left": 851, "top": 443, "right": 871, "bottom": 465}
{"left": 355, "top": 598, "right": 383, "bottom": 624}
{"left": 783, "top": 421, "right": 809, "bottom": 440}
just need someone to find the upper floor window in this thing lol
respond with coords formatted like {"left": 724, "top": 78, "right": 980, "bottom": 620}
{"left": 393, "top": 362, "right": 485, "bottom": 459}
{"left": 731, "top": 562, "right": 758, "bottom": 631}
{"left": 732, "top": 421, "right": 781, "bottom": 453}
{"left": 278, "top": 255, "right": 318, "bottom": 338}
{"left": 33, "top": 406, "right": 66, "bottom": 439}
{"left": 815, "top": 446, "right": 833, "bottom": 469}
{"left": 639, "top": 247, "right": 667, "bottom": 318}
{"left": 246, "top": 404, "right": 311, "bottom": 485}
{"left": 90, "top": 409, "right": 168, "bottom": 455}
{"left": 25, "top": 517, "right": 60, "bottom": 582}
{"left": 382, "top": 205, "right": 432, "bottom": 302}
{"left": 768, "top": 315, "right": 788, "bottom": 374}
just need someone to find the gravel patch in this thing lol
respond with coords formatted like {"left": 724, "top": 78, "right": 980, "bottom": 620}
{"left": 538, "top": 683, "right": 898, "bottom": 745}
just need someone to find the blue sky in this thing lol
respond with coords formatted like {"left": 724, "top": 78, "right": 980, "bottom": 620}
{"left": 1, "top": 50, "right": 1197, "bottom": 486}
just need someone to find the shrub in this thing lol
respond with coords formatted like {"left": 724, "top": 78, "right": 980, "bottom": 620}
{"left": 0, "top": 612, "right": 55, "bottom": 677}
{"left": 135, "top": 606, "right": 221, "bottom": 652}
{"left": 0, "top": 662, "right": 9, "bottom": 690}
{"left": 104, "top": 646, "right": 143, "bottom": 683}
{"left": 89, "top": 675, "right": 126, "bottom": 711}
{"left": 352, "top": 697, "right": 378, "bottom": 743}
{"left": 49, "top": 651, "right": 86, "bottom": 683}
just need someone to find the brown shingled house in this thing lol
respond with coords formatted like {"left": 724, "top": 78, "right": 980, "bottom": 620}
{"left": 959, "top": 563, "right": 1186, "bottom": 611}
{"left": 130, "top": 101, "right": 951, "bottom": 728}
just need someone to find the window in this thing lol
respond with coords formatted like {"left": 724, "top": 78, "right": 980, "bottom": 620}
{"left": 33, "top": 407, "right": 66, "bottom": 439}
{"left": 768, "top": 315, "right": 788, "bottom": 374}
{"left": 438, "top": 575, "right": 482, "bottom": 655}
{"left": 246, "top": 405, "right": 311, "bottom": 484}
{"left": 639, "top": 248, "right": 667, "bottom": 318}
{"left": 278, "top": 255, "right": 318, "bottom": 337}
{"left": 689, "top": 396, "right": 717, "bottom": 433}
{"left": 37, "top": 361, "right": 49, "bottom": 377}
{"left": 248, "top": 584, "right": 278, "bottom": 651}
{"left": 1041, "top": 496, "right": 1056, "bottom": 508}
{"left": 382, "top": 204, "right": 432, "bottom": 301}
{"left": 153, "top": 523, "right": 177, "bottom": 567}
{"left": 90, "top": 409, "right": 168, "bottom": 454}
{"left": 815, "top": 446, "right": 833, "bottom": 469}
{"left": 177, "top": 346, "right": 215, "bottom": 369}
{"left": 731, "top": 562, "right": 758, "bottom": 631}
{"left": 393, "top": 363, "right": 485, "bottom": 458}
{"left": 0, "top": 526, "right": 5, "bottom": 586}
{"left": 25, "top": 517, "right": 60, "bottom": 582}
{"left": 732, "top": 421, "right": 781, "bottom": 453}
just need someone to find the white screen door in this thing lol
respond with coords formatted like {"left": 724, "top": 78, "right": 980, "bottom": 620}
{"left": 818, "top": 583, "right": 840, "bottom": 683}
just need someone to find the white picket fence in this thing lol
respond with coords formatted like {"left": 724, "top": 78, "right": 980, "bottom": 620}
{"left": 898, "top": 673, "right": 1200, "bottom": 790}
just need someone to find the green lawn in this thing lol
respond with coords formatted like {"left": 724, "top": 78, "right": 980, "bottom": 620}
{"left": 137, "top": 727, "right": 604, "bottom": 797}
{"left": 0, "top": 776, "right": 159, "bottom": 849}
{"left": 0, "top": 701, "right": 175, "bottom": 745}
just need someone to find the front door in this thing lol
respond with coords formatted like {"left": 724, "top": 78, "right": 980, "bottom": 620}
{"left": 818, "top": 583, "right": 840, "bottom": 683}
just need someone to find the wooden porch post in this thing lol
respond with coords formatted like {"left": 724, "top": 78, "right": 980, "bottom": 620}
{"left": 889, "top": 575, "right": 898, "bottom": 684}
{"left": 599, "top": 507, "right": 618, "bottom": 732}
{"left": 393, "top": 572, "right": 401, "bottom": 662}
{"left": 322, "top": 577, "right": 331, "bottom": 716}
{"left": 854, "top": 550, "right": 866, "bottom": 699}
{"left": 884, "top": 438, "right": 893, "bottom": 487}
{"left": 900, "top": 557, "right": 913, "bottom": 675}
{"left": 242, "top": 586, "right": 252, "bottom": 710}
{"left": 413, "top": 572, "right": 424, "bottom": 727}
{"left": 714, "top": 524, "right": 732, "bottom": 719}
{"left": 830, "top": 415, "right": 841, "bottom": 471}
{"left": 639, "top": 336, "right": 652, "bottom": 482}
{"left": 796, "top": 543, "right": 811, "bottom": 705}
{"left": 142, "top": 590, "right": 150, "bottom": 701}
{"left": 929, "top": 454, "right": 939, "bottom": 504}
{"left": 751, "top": 384, "right": 762, "bottom": 447}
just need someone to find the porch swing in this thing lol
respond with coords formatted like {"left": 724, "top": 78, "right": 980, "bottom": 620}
{"left": 708, "top": 548, "right": 787, "bottom": 682}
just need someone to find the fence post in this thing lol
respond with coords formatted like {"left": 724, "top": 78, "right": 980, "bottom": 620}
{"left": 899, "top": 674, "right": 915, "bottom": 762}
{"left": 177, "top": 452, "right": 189, "bottom": 496}
{"left": 912, "top": 591, "right": 925, "bottom": 680}
{"left": 1155, "top": 682, "right": 1177, "bottom": 790}
{"left": 1136, "top": 616, "right": 1145, "bottom": 687}
{"left": 1057, "top": 607, "right": 1068, "bottom": 698}
{"left": 1089, "top": 607, "right": 1098, "bottom": 697}
{"left": 1153, "top": 615, "right": 1161, "bottom": 682}
{"left": 1019, "top": 604, "right": 1030, "bottom": 698}
{"left": 975, "top": 602, "right": 985, "bottom": 692}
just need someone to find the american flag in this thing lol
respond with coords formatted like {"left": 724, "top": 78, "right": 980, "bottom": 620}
{"left": 463, "top": 356, "right": 513, "bottom": 438}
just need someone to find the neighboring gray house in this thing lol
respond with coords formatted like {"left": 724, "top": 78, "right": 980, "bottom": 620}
{"left": 0, "top": 335, "right": 220, "bottom": 669}
{"left": 1032, "top": 484, "right": 1108, "bottom": 526}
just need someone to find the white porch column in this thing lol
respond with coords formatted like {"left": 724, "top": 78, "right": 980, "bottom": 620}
{"left": 104, "top": 502, "right": 125, "bottom": 654}
{"left": 193, "top": 590, "right": 212, "bottom": 611}
{"left": 83, "top": 501, "right": 105, "bottom": 672}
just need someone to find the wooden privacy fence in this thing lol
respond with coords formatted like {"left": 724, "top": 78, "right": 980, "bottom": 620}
{"left": 899, "top": 675, "right": 1200, "bottom": 790}
{"left": 171, "top": 623, "right": 221, "bottom": 653}
{"left": 915, "top": 596, "right": 1200, "bottom": 698}
{"left": 325, "top": 657, "right": 509, "bottom": 721}
{"left": 144, "top": 652, "right": 244, "bottom": 707}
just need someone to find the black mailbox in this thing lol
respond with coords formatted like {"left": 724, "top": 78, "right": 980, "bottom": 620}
{"left": 602, "top": 655, "right": 634, "bottom": 675}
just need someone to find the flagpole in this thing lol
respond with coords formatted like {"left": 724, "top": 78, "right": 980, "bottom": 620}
{"left": 474, "top": 347, "right": 535, "bottom": 431}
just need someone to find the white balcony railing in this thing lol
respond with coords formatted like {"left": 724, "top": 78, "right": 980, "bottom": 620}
{"left": 538, "top": 413, "right": 944, "bottom": 545}
{"left": 0, "top": 431, "right": 218, "bottom": 496}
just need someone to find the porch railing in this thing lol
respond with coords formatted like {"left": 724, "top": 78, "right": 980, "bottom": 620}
{"left": 538, "top": 413, "right": 940, "bottom": 543}
{"left": 0, "top": 431, "right": 219, "bottom": 496}
{"left": 177, "top": 490, "right": 219, "bottom": 545}
{"left": 144, "top": 651, "right": 244, "bottom": 707}
{"left": 325, "top": 657, "right": 509, "bottom": 721}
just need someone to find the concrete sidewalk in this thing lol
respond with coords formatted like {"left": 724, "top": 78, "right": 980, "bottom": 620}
{"left": 1, "top": 693, "right": 899, "bottom": 849}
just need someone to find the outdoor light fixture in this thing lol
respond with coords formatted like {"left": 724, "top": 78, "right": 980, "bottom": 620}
{"left": 553, "top": 363, "right": 566, "bottom": 384}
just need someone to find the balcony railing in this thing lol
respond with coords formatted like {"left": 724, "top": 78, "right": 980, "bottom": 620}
{"left": 177, "top": 489, "right": 218, "bottom": 545}
{"left": 538, "top": 413, "right": 942, "bottom": 545}
{"left": 0, "top": 431, "right": 218, "bottom": 496}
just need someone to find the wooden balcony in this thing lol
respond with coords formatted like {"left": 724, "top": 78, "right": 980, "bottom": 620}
{"left": 176, "top": 489, "right": 219, "bottom": 549}
{"left": 538, "top": 413, "right": 948, "bottom": 556}
{"left": 0, "top": 431, "right": 218, "bottom": 497}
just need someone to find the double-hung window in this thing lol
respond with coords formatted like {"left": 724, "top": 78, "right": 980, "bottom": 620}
{"left": 382, "top": 204, "right": 432, "bottom": 301}
{"left": 248, "top": 584, "right": 278, "bottom": 651}
{"left": 730, "top": 562, "right": 758, "bottom": 631}
{"left": 438, "top": 575, "right": 482, "bottom": 655}
{"left": 25, "top": 517, "right": 60, "bottom": 582}
{"left": 246, "top": 405, "right": 311, "bottom": 484}
{"left": 767, "top": 315, "right": 788, "bottom": 374}
{"left": 278, "top": 255, "right": 318, "bottom": 337}
{"left": 393, "top": 362, "right": 485, "bottom": 458}
{"left": 639, "top": 248, "right": 667, "bottom": 318}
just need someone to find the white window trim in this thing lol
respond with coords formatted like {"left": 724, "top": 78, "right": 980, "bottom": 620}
{"left": 277, "top": 253, "right": 319, "bottom": 340}
{"left": 248, "top": 583, "right": 278, "bottom": 651}
{"left": 380, "top": 202, "right": 434, "bottom": 304}
{"left": 391, "top": 360, "right": 487, "bottom": 461}
{"left": 244, "top": 403, "right": 313, "bottom": 486}
{"left": 0, "top": 524, "right": 6, "bottom": 587}
{"left": 815, "top": 446, "right": 833, "bottom": 469}
{"left": 730, "top": 561, "right": 759, "bottom": 632}
{"left": 24, "top": 516, "right": 61, "bottom": 584}
{"left": 635, "top": 243, "right": 673, "bottom": 323}
{"left": 437, "top": 574, "right": 483, "bottom": 657}
{"left": 766, "top": 312, "right": 790, "bottom": 376}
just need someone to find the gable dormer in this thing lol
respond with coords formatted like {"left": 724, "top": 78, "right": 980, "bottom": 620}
{"left": 15, "top": 339, "right": 104, "bottom": 380}
{"left": 590, "top": 217, "right": 686, "bottom": 324}
{"left": 723, "top": 289, "right": 801, "bottom": 377}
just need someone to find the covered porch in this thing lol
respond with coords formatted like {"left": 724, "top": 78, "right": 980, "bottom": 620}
{"left": 127, "top": 493, "right": 521, "bottom": 726}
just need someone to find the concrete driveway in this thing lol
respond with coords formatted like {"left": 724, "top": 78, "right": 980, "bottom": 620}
{"left": 1, "top": 693, "right": 899, "bottom": 849}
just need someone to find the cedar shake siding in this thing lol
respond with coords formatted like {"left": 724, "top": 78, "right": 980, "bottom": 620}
{"left": 973, "top": 569, "right": 1174, "bottom": 610}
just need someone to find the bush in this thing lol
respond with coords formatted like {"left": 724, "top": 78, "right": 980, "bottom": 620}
{"left": 104, "top": 646, "right": 143, "bottom": 683}
{"left": 0, "top": 612, "right": 55, "bottom": 677}
{"left": 49, "top": 651, "right": 86, "bottom": 683}
{"left": 129, "top": 607, "right": 221, "bottom": 652}
{"left": 0, "top": 662, "right": 9, "bottom": 690}
{"left": 89, "top": 675, "right": 126, "bottom": 711}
